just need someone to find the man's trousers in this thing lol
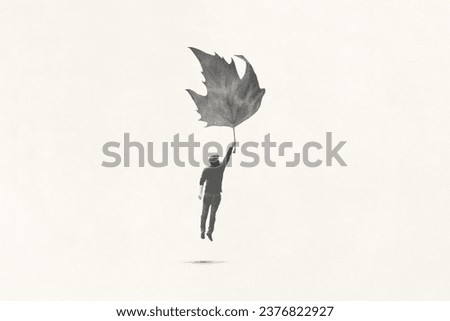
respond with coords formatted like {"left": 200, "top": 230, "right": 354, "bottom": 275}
{"left": 201, "top": 193, "right": 222, "bottom": 234}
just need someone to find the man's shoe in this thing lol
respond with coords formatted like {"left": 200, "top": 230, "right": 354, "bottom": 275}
{"left": 201, "top": 232, "right": 205, "bottom": 239}
{"left": 206, "top": 233, "right": 213, "bottom": 241}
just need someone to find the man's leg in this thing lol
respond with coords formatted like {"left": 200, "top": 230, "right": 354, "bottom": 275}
{"left": 207, "top": 194, "right": 221, "bottom": 240}
{"left": 200, "top": 194, "right": 212, "bottom": 238}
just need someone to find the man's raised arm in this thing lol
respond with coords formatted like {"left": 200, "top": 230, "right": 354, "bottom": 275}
{"left": 223, "top": 142, "right": 236, "bottom": 166}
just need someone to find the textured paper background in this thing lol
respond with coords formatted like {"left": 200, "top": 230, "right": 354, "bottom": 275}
{"left": 1, "top": 0, "right": 449, "bottom": 299}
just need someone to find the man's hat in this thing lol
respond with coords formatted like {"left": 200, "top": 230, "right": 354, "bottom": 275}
{"left": 208, "top": 154, "right": 219, "bottom": 163}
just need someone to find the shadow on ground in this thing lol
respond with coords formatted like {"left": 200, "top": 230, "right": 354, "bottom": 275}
{"left": 181, "top": 260, "right": 227, "bottom": 264}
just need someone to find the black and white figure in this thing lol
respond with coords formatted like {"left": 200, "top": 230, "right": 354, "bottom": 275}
{"left": 198, "top": 142, "right": 236, "bottom": 241}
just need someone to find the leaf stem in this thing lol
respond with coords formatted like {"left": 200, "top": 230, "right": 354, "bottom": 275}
{"left": 232, "top": 127, "right": 236, "bottom": 153}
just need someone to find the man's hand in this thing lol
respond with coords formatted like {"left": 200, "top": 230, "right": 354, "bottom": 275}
{"left": 198, "top": 184, "right": 204, "bottom": 200}
{"left": 232, "top": 141, "right": 237, "bottom": 153}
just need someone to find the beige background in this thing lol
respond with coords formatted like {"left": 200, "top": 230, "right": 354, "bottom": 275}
{"left": 1, "top": 0, "right": 449, "bottom": 299}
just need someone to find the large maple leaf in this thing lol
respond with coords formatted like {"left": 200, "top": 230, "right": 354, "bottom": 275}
{"left": 186, "top": 48, "right": 265, "bottom": 129}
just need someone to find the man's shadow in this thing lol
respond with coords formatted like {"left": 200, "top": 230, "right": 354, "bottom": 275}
{"left": 182, "top": 260, "right": 227, "bottom": 264}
